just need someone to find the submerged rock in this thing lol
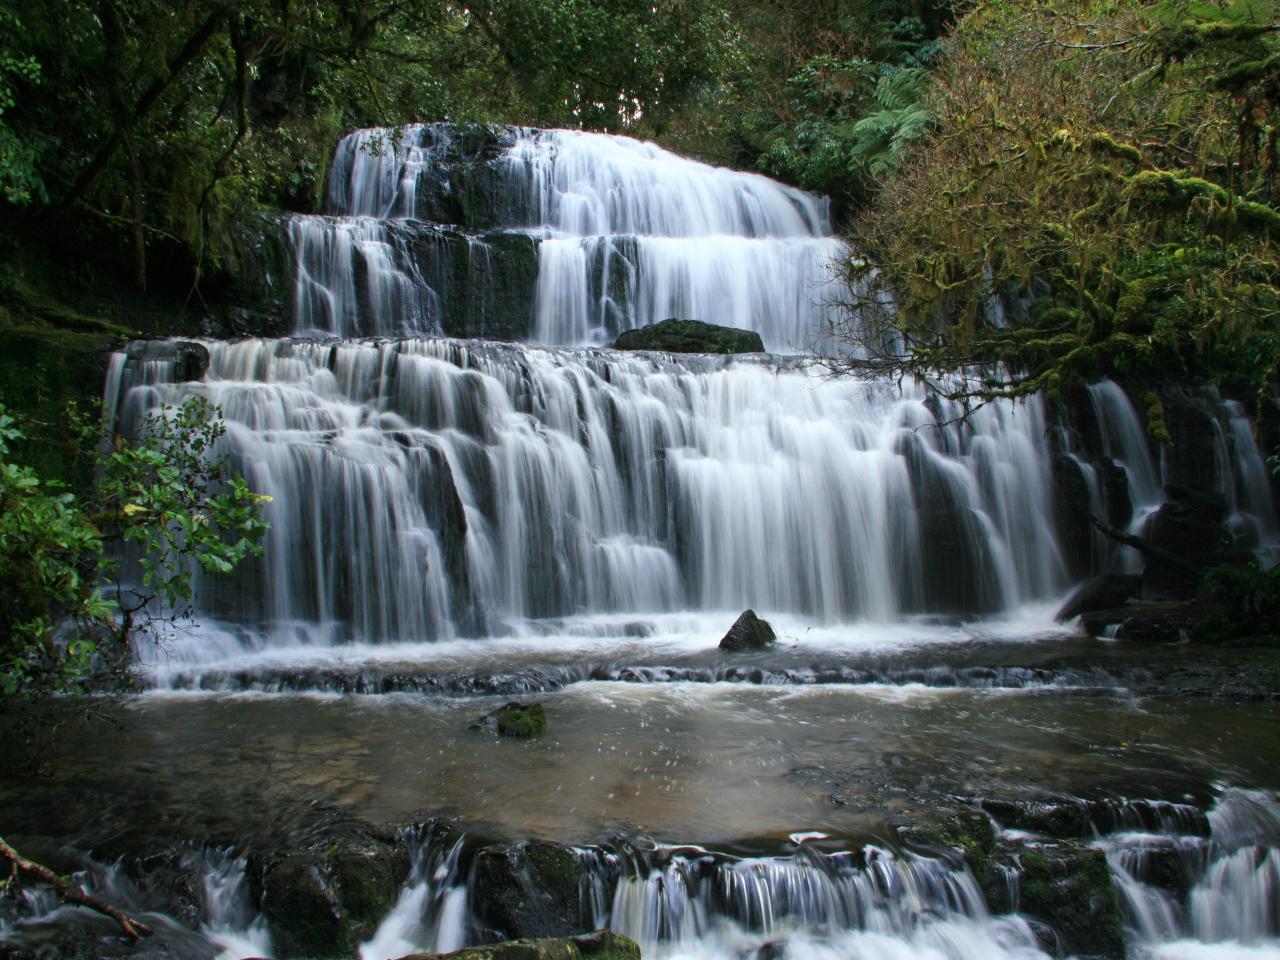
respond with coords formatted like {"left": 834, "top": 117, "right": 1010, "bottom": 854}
{"left": 472, "top": 702, "right": 548, "bottom": 738}
{"left": 1055, "top": 573, "right": 1140, "bottom": 622}
{"left": 613, "top": 319, "right": 765, "bottom": 354}
{"left": 718, "top": 609, "right": 777, "bottom": 651}
{"left": 395, "top": 931, "right": 640, "bottom": 960}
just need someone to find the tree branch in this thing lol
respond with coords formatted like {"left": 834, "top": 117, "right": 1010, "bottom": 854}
{"left": 0, "top": 836, "right": 152, "bottom": 940}
{"left": 1080, "top": 510, "right": 1198, "bottom": 576}
{"left": 52, "top": 8, "right": 228, "bottom": 215}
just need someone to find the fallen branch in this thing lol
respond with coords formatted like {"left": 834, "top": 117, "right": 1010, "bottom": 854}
{"left": 0, "top": 835, "right": 152, "bottom": 939}
{"left": 1079, "top": 510, "right": 1198, "bottom": 576}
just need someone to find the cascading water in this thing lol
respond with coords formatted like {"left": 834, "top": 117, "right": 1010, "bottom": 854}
{"left": 1092, "top": 790, "right": 1280, "bottom": 959}
{"left": 352, "top": 835, "right": 1053, "bottom": 960}
{"left": 39, "top": 125, "right": 1280, "bottom": 960}
{"left": 289, "top": 123, "right": 848, "bottom": 348}
{"left": 106, "top": 336, "right": 1072, "bottom": 669}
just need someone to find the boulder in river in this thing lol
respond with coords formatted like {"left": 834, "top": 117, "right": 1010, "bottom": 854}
{"left": 613, "top": 319, "right": 765, "bottom": 354}
{"left": 395, "top": 931, "right": 640, "bottom": 960}
{"left": 1014, "top": 842, "right": 1126, "bottom": 959}
{"left": 470, "top": 840, "right": 588, "bottom": 941}
{"left": 719, "top": 609, "right": 777, "bottom": 651}
{"left": 1054, "top": 573, "right": 1140, "bottom": 622}
{"left": 471, "top": 701, "right": 548, "bottom": 738}
{"left": 256, "top": 831, "right": 409, "bottom": 958}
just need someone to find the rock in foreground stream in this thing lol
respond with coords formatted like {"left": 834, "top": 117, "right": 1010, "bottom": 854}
{"left": 395, "top": 931, "right": 640, "bottom": 960}
{"left": 719, "top": 609, "right": 777, "bottom": 651}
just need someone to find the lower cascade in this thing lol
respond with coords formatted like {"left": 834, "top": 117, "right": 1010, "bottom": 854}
{"left": 3, "top": 791, "right": 1277, "bottom": 960}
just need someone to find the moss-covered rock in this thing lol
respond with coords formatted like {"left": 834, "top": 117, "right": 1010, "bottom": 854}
{"left": 472, "top": 702, "right": 548, "bottom": 738}
{"left": 395, "top": 931, "right": 641, "bottom": 960}
{"left": 1015, "top": 844, "right": 1125, "bottom": 959}
{"left": 719, "top": 609, "right": 777, "bottom": 651}
{"left": 498, "top": 703, "right": 547, "bottom": 738}
{"left": 614, "top": 319, "right": 765, "bottom": 354}
{"left": 470, "top": 840, "right": 586, "bottom": 941}
{"left": 258, "top": 833, "right": 410, "bottom": 958}
{"left": 899, "top": 808, "right": 999, "bottom": 894}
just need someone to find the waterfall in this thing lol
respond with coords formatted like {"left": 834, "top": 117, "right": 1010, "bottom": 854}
{"left": 287, "top": 123, "right": 849, "bottom": 348}
{"left": 106, "top": 337, "right": 1071, "bottom": 666}
{"left": 1097, "top": 790, "right": 1280, "bottom": 956}
{"left": 360, "top": 834, "right": 469, "bottom": 960}
{"left": 358, "top": 836, "right": 1050, "bottom": 960}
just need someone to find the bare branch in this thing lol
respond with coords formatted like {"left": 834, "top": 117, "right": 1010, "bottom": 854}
{"left": 0, "top": 836, "right": 152, "bottom": 940}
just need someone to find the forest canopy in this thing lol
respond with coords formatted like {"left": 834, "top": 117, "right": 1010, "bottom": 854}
{"left": 0, "top": 0, "right": 950, "bottom": 290}
{"left": 828, "top": 0, "right": 1280, "bottom": 431}
{"left": 1, "top": 0, "right": 1276, "bottom": 422}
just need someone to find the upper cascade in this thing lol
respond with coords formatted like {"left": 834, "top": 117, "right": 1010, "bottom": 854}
{"left": 325, "top": 123, "right": 832, "bottom": 239}
{"left": 279, "top": 123, "right": 850, "bottom": 347}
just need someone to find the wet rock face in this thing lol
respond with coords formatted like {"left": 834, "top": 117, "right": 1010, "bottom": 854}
{"left": 1055, "top": 573, "right": 1140, "bottom": 622}
{"left": 123, "top": 339, "right": 210, "bottom": 382}
{"left": 1143, "top": 488, "right": 1230, "bottom": 600}
{"left": 719, "top": 609, "right": 777, "bottom": 651}
{"left": 395, "top": 931, "right": 641, "bottom": 960}
{"left": 1015, "top": 844, "right": 1126, "bottom": 960}
{"left": 470, "top": 840, "right": 587, "bottom": 942}
{"left": 255, "top": 833, "right": 409, "bottom": 958}
{"left": 613, "top": 319, "right": 765, "bottom": 354}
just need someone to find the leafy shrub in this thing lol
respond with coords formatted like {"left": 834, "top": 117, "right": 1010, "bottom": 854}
{"left": 1195, "top": 562, "right": 1280, "bottom": 644}
{"left": 0, "top": 397, "right": 268, "bottom": 698}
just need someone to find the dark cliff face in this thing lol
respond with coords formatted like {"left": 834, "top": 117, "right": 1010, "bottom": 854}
{"left": 1050, "top": 379, "right": 1277, "bottom": 596}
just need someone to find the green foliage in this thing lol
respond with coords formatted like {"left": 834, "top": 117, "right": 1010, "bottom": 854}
{"left": 0, "top": 407, "right": 110, "bottom": 696}
{"left": 744, "top": 6, "right": 948, "bottom": 202}
{"left": 1195, "top": 562, "right": 1280, "bottom": 643}
{"left": 0, "top": 9, "right": 43, "bottom": 205}
{"left": 832, "top": 0, "right": 1280, "bottom": 419}
{"left": 0, "top": 397, "right": 268, "bottom": 699}
{"left": 98, "top": 396, "right": 269, "bottom": 621}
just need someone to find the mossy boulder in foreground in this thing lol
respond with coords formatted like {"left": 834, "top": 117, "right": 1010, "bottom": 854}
{"left": 1017, "top": 844, "right": 1126, "bottom": 959}
{"left": 395, "top": 931, "right": 641, "bottom": 960}
{"left": 613, "top": 319, "right": 765, "bottom": 354}
{"left": 471, "top": 840, "right": 588, "bottom": 941}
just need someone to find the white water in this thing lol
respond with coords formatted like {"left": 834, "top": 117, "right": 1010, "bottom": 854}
{"left": 297, "top": 123, "right": 849, "bottom": 348}
{"left": 355, "top": 839, "right": 1052, "bottom": 960}
{"left": 0, "top": 847, "right": 271, "bottom": 960}
{"left": 360, "top": 835, "right": 469, "bottom": 960}
{"left": 106, "top": 337, "right": 1073, "bottom": 673}
{"left": 1098, "top": 790, "right": 1280, "bottom": 959}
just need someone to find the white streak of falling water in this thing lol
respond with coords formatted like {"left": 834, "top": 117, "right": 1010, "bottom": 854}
{"left": 290, "top": 217, "right": 436, "bottom": 337}
{"left": 503, "top": 128, "right": 847, "bottom": 349}
{"left": 359, "top": 835, "right": 468, "bottom": 960}
{"left": 200, "top": 850, "right": 273, "bottom": 960}
{"left": 1100, "top": 789, "right": 1280, "bottom": 959}
{"left": 106, "top": 338, "right": 1069, "bottom": 665}
{"left": 1086, "top": 380, "right": 1163, "bottom": 514}
{"left": 604, "top": 846, "right": 1047, "bottom": 960}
